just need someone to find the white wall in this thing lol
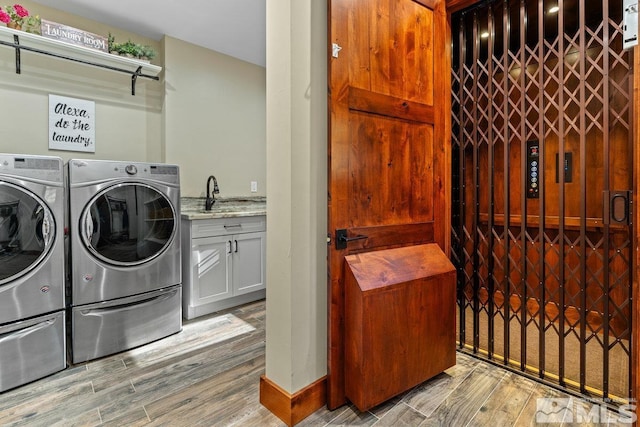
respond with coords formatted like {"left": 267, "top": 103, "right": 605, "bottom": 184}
{"left": 0, "top": 0, "right": 162, "bottom": 162}
{"left": 0, "top": 0, "right": 326, "bottom": 400}
{"left": 0, "top": 1, "right": 267, "bottom": 201}
{"left": 265, "top": 0, "right": 327, "bottom": 393}
{"left": 163, "top": 36, "right": 266, "bottom": 198}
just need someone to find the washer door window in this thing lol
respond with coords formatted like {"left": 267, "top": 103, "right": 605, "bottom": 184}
{"left": 0, "top": 182, "right": 55, "bottom": 284}
{"left": 81, "top": 184, "right": 175, "bottom": 266}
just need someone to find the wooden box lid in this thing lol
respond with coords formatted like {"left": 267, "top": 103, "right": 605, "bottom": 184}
{"left": 344, "top": 243, "right": 455, "bottom": 292}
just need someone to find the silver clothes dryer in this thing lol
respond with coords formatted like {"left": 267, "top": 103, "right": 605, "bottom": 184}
{"left": 0, "top": 153, "right": 66, "bottom": 392}
{"left": 67, "top": 159, "right": 182, "bottom": 363}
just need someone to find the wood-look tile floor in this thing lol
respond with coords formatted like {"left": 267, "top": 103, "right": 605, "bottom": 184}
{"left": 0, "top": 300, "right": 628, "bottom": 426}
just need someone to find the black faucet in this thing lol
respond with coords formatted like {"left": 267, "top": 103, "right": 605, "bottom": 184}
{"left": 205, "top": 175, "right": 220, "bottom": 210}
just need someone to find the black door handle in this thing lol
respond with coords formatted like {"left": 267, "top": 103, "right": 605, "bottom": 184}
{"left": 335, "top": 229, "right": 368, "bottom": 250}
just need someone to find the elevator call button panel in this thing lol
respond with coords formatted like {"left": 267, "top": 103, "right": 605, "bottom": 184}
{"left": 527, "top": 140, "right": 539, "bottom": 199}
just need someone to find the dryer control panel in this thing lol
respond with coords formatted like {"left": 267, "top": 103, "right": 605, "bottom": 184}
{"left": 68, "top": 159, "right": 180, "bottom": 185}
{"left": 0, "top": 154, "right": 63, "bottom": 183}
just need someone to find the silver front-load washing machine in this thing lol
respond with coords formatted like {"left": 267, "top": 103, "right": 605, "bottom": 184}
{"left": 0, "top": 153, "right": 66, "bottom": 392}
{"left": 67, "top": 159, "right": 182, "bottom": 363}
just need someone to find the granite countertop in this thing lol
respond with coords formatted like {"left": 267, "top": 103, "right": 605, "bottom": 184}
{"left": 180, "top": 196, "right": 266, "bottom": 220}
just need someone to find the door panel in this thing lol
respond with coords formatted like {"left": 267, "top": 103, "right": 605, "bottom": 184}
{"left": 368, "top": 0, "right": 434, "bottom": 103}
{"left": 348, "top": 112, "right": 434, "bottom": 228}
{"left": 328, "top": 0, "right": 449, "bottom": 408}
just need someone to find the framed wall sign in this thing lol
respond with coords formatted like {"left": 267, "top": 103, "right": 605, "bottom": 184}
{"left": 48, "top": 94, "right": 95, "bottom": 153}
{"left": 40, "top": 20, "right": 108, "bottom": 52}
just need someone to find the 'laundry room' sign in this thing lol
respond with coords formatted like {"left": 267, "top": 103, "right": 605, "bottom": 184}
{"left": 48, "top": 94, "right": 95, "bottom": 153}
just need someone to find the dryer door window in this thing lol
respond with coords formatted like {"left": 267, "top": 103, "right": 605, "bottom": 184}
{"left": 81, "top": 183, "right": 176, "bottom": 266}
{"left": 0, "top": 182, "right": 55, "bottom": 284}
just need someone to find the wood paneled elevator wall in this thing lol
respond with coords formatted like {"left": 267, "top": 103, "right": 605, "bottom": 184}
{"left": 450, "top": 0, "right": 634, "bottom": 401}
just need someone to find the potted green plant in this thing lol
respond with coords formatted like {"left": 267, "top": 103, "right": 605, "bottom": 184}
{"left": 116, "top": 40, "right": 140, "bottom": 58}
{"left": 140, "top": 45, "right": 156, "bottom": 61}
{"left": 108, "top": 35, "right": 157, "bottom": 62}
{"left": 22, "top": 14, "right": 40, "bottom": 34}
{"left": 108, "top": 33, "right": 117, "bottom": 53}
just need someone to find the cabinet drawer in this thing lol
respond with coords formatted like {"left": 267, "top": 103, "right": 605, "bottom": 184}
{"left": 190, "top": 215, "right": 266, "bottom": 238}
{"left": 72, "top": 286, "right": 182, "bottom": 363}
{"left": 0, "top": 311, "right": 66, "bottom": 392}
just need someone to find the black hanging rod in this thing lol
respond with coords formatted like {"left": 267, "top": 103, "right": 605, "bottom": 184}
{"left": 0, "top": 34, "right": 159, "bottom": 96}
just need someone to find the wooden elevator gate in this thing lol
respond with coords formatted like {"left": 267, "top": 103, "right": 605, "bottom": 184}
{"left": 450, "top": 0, "right": 634, "bottom": 401}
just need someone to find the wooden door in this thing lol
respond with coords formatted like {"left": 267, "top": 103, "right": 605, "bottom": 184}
{"left": 328, "top": 0, "right": 450, "bottom": 408}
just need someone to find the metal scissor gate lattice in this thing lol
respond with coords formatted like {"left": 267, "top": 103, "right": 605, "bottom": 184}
{"left": 451, "top": 0, "right": 633, "bottom": 401}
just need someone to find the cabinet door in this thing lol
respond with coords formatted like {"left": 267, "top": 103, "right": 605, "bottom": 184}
{"left": 232, "top": 231, "right": 265, "bottom": 296}
{"left": 192, "top": 235, "right": 232, "bottom": 303}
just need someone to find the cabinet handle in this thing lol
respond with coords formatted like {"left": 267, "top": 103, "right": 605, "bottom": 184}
{"left": 234, "top": 239, "right": 238, "bottom": 253}
{"left": 227, "top": 240, "right": 232, "bottom": 254}
{"left": 224, "top": 224, "right": 242, "bottom": 229}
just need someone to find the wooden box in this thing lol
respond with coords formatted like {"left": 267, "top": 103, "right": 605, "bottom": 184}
{"left": 344, "top": 243, "right": 456, "bottom": 411}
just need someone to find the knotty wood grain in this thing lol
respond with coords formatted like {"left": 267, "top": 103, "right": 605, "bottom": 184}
{"left": 328, "top": 0, "right": 449, "bottom": 407}
{"left": 0, "top": 326, "right": 621, "bottom": 426}
{"left": 421, "top": 362, "right": 506, "bottom": 426}
{"left": 298, "top": 352, "right": 621, "bottom": 426}
{"left": 0, "top": 301, "right": 273, "bottom": 426}
{"left": 348, "top": 87, "right": 435, "bottom": 124}
{"left": 470, "top": 371, "right": 537, "bottom": 426}
{"left": 402, "top": 353, "right": 480, "bottom": 416}
{"left": 344, "top": 244, "right": 456, "bottom": 411}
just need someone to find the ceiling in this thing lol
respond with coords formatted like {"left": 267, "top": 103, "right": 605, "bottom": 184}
{"left": 31, "top": 0, "right": 266, "bottom": 67}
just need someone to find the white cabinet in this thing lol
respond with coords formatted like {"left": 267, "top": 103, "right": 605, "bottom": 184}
{"left": 232, "top": 231, "right": 266, "bottom": 295}
{"left": 190, "top": 235, "right": 232, "bottom": 302}
{"left": 181, "top": 215, "right": 265, "bottom": 319}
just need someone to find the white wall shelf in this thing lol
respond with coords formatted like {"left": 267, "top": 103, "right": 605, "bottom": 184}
{"left": 0, "top": 26, "right": 162, "bottom": 95}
